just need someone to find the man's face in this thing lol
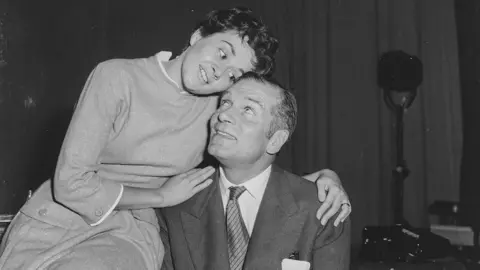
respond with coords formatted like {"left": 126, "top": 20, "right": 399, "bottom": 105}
{"left": 208, "top": 79, "right": 280, "bottom": 164}
{"left": 181, "top": 30, "right": 256, "bottom": 95}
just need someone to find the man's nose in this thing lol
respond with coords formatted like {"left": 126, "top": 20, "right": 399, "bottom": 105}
{"left": 218, "top": 109, "right": 234, "bottom": 124}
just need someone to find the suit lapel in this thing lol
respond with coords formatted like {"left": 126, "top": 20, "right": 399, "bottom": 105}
{"left": 180, "top": 170, "right": 230, "bottom": 270}
{"left": 243, "top": 165, "right": 307, "bottom": 269}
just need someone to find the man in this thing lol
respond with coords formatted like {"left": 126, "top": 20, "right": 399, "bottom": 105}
{"left": 158, "top": 73, "right": 351, "bottom": 270}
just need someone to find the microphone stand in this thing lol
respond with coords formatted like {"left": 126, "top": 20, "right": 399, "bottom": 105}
{"left": 359, "top": 50, "right": 426, "bottom": 263}
{"left": 383, "top": 90, "right": 417, "bottom": 227}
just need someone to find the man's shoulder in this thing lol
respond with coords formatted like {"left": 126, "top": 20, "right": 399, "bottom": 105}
{"left": 275, "top": 166, "right": 350, "bottom": 244}
{"left": 275, "top": 167, "right": 321, "bottom": 209}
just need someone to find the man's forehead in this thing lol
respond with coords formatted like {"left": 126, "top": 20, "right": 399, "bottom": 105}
{"left": 224, "top": 80, "right": 278, "bottom": 101}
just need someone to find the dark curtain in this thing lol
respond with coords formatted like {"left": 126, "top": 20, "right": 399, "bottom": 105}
{"left": 0, "top": 0, "right": 463, "bottom": 248}
{"left": 250, "top": 0, "right": 463, "bottom": 247}
{"left": 456, "top": 0, "right": 480, "bottom": 229}
{"left": 0, "top": 0, "right": 110, "bottom": 211}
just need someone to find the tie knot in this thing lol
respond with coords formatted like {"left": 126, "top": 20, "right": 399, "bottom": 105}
{"left": 229, "top": 186, "right": 246, "bottom": 201}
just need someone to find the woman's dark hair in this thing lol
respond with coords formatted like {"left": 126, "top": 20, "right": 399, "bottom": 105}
{"left": 194, "top": 7, "right": 279, "bottom": 77}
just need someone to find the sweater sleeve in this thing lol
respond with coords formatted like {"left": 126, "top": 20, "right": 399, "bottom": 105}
{"left": 53, "top": 61, "right": 129, "bottom": 225}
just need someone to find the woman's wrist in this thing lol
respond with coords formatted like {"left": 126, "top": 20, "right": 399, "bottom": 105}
{"left": 116, "top": 186, "right": 165, "bottom": 210}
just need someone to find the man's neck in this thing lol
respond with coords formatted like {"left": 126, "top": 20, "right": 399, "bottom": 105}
{"left": 221, "top": 160, "right": 273, "bottom": 185}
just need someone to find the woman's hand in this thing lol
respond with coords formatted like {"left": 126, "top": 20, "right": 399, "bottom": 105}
{"left": 158, "top": 166, "right": 215, "bottom": 207}
{"left": 315, "top": 174, "right": 351, "bottom": 226}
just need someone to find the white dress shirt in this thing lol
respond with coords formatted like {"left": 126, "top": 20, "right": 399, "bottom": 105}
{"left": 219, "top": 165, "right": 271, "bottom": 236}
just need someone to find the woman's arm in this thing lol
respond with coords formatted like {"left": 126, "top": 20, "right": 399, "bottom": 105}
{"left": 54, "top": 62, "right": 213, "bottom": 226}
{"left": 117, "top": 167, "right": 214, "bottom": 210}
{"left": 54, "top": 61, "right": 140, "bottom": 225}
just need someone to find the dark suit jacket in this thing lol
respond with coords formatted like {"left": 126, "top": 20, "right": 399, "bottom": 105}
{"left": 157, "top": 165, "right": 351, "bottom": 270}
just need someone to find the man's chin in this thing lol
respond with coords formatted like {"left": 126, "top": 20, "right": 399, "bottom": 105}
{"left": 207, "top": 145, "right": 228, "bottom": 160}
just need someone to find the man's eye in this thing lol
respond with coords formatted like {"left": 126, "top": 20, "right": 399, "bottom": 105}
{"left": 220, "top": 99, "right": 231, "bottom": 107}
{"left": 219, "top": 49, "right": 227, "bottom": 59}
{"left": 244, "top": 106, "right": 254, "bottom": 114}
{"left": 229, "top": 71, "right": 237, "bottom": 82}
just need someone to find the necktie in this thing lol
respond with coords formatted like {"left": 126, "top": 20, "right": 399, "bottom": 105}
{"left": 226, "top": 186, "right": 249, "bottom": 270}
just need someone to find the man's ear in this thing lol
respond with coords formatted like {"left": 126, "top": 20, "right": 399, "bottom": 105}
{"left": 266, "top": 130, "right": 289, "bottom": 155}
{"left": 189, "top": 29, "right": 203, "bottom": 46}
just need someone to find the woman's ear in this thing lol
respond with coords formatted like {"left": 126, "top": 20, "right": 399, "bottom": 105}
{"left": 189, "top": 29, "right": 203, "bottom": 46}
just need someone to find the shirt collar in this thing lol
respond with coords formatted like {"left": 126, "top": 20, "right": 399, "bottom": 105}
{"left": 219, "top": 165, "right": 272, "bottom": 200}
{"left": 155, "top": 51, "right": 189, "bottom": 95}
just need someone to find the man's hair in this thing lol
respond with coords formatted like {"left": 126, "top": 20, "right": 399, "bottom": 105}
{"left": 194, "top": 7, "right": 279, "bottom": 77}
{"left": 235, "top": 72, "right": 297, "bottom": 140}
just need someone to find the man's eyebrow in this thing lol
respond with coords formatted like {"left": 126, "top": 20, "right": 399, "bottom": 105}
{"left": 220, "top": 91, "right": 231, "bottom": 99}
{"left": 246, "top": 96, "right": 265, "bottom": 109}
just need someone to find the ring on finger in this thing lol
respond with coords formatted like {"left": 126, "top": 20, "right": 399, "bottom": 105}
{"left": 341, "top": 202, "right": 351, "bottom": 208}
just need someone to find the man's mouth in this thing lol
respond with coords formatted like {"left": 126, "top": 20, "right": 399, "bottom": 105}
{"left": 200, "top": 66, "right": 208, "bottom": 84}
{"left": 214, "top": 129, "right": 236, "bottom": 140}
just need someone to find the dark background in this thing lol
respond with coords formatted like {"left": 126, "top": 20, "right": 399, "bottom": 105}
{"left": 0, "top": 0, "right": 477, "bottom": 248}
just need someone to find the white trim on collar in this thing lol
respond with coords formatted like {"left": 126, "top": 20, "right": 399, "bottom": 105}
{"left": 155, "top": 51, "right": 189, "bottom": 95}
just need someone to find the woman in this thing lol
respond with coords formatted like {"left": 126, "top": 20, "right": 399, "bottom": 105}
{"left": 0, "top": 7, "right": 350, "bottom": 270}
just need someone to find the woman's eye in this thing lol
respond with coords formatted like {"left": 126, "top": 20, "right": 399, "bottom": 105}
{"left": 219, "top": 49, "right": 227, "bottom": 59}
